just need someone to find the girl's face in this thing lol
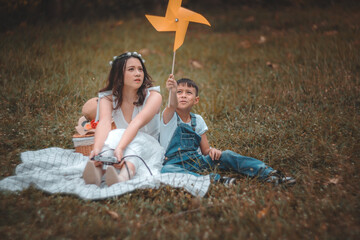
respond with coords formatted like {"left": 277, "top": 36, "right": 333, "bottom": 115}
{"left": 123, "top": 57, "right": 144, "bottom": 89}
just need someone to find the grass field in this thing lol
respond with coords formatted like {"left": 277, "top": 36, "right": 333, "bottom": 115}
{"left": 1, "top": 3, "right": 360, "bottom": 239}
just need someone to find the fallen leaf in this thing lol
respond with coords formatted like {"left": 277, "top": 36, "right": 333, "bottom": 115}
{"left": 19, "top": 21, "right": 27, "bottom": 28}
{"left": 244, "top": 16, "right": 255, "bottom": 22}
{"left": 324, "top": 30, "right": 338, "bottom": 36}
{"left": 139, "top": 48, "right": 150, "bottom": 56}
{"left": 266, "top": 61, "right": 279, "bottom": 69}
{"left": 320, "top": 21, "right": 328, "bottom": 26}
{"left": 111, "top": 20, "right": 124, "bottom": 28}
{"left": 175, "top": 69, "right": 184, "bottom": 77}
{"left": 287, "top": 52, "right": 294, "bottom": 61}
{"left": 328, "top": 177, "right": 340, "bottom": 184}
{"left": 353, "top": 40, "right": 360, "bottom": 46}
{"left": 239, "top": 40, "right": 251, "bottom": 49}
{"left": 189, "top": 60, "right": 203, "bottom": 69}
{"left": 321, "top": 223, "right": 328, "bottom": 231}
{"left": 152, "top": 49, "right": 165, "bottom": 56}
{"left": 257, "top": 207, "right": 268, "bottom": 219}
{"left": 258, "top": 35, "right": 266, "bottom": 44}
{"left": 324, "top": 176, "right": 342, "bottom": 186}
{"left": 106, "top": 210, "right": 119, "bottom": 220}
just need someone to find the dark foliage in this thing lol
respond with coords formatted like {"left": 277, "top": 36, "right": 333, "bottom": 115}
{"left": 1, "top": 0, "right": 358, "bottom": 32}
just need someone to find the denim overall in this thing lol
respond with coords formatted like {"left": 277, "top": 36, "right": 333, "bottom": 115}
{"left": 161, "top": 113, "right": 274, "bottom": 181}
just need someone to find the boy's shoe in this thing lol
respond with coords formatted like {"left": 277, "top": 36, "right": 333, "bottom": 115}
{"left": 219, "top": 176, "right": 236, "bottom": 186}
{"left": 265, "top": 170, "right": 296, "bottom": 186}
{"left": 105, "top": 166, "right": 120, "bottom": 186}
{"left": 83, "top": 161, "right": 101, "bottom": 186}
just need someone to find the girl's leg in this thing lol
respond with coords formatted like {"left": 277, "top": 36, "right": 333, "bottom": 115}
{"left": 105, "top": 161, "right": 136, "bottom": 186}
{"left": 83, "top": 161, "right": 104, "bottom": 186}
{"left": 118, "top": 162, "right": 136, "bottom": 181}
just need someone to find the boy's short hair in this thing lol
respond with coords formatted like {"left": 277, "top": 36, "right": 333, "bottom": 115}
{"left": 177, "top": 78, "right": 199, "bottom": 96}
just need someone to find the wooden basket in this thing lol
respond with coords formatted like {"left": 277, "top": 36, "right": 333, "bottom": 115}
{"left": 72, "top": 133, "right": 95, "bottom": 156}
{"left": 72, "top": 122, "right": 116, "bottom": 156}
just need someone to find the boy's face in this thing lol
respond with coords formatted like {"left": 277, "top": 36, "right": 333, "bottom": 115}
{"left": 176, "top": 83, "right": 199, "bottom": 111}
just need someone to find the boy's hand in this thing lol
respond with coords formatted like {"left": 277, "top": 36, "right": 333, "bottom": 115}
{"left": 163, "top": 74, "right": 178, "bottom": 124}
{"left": 166, "top": 74, "right": 177, "bottom": 94}
{"left": 209, "top": 148, "right": 222, "bottom": 161}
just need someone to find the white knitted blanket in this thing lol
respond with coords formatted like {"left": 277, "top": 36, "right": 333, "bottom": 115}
{"left": 0, "top": 147, "right": 210, "bottom": 200}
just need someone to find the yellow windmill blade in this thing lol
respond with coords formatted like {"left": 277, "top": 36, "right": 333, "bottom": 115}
{"left": 177, "top": 7, "right": 211, "bottom": 26}
{"left": 145, "top": 0, "right": 211, "bottom": 52}
{"left": 166, "top": 0, "right": 181, "bottom": 19}
{"left": 145, "top": 15, "right": 177, "bottom": 31}
{"left": 173, "top": 20, "right": 189, "bottom": 52}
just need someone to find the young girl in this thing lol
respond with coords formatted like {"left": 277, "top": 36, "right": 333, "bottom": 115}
{"left": 83, "top": 52, "right": 162, "bottom": 186}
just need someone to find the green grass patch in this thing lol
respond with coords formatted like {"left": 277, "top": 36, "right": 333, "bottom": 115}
{"left": 1, "top": 4, "right": 359, "bottom": 239}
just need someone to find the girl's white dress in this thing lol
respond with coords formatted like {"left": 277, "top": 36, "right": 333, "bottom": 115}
{"left": 98, "top": 86, "right": 163, "bottom": 177}
{"left": 0, "top": 86, "right": 210, "bottom": 200}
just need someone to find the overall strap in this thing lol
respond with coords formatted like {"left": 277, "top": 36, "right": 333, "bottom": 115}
{"left": 190, "top": 112, "right": 197, "bottom": 129}
{"left": 176, "top": 112, "right": 197, "bottom": 129}
{"left": 176, "top": 113, "right": 181, "bottom": 125}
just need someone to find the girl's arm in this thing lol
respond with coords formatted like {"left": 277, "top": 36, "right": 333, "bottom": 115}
{"left": 200, "top": 133, "right": 222, "bottom": 160}
{"left": 114, "top": 91, "right": 162, "bottom": 160}
{"left": 90, "top": 96, "right": 113, "bottom": 159}
{"left": 163, "top": 74, "right": 178, "bottom": 124}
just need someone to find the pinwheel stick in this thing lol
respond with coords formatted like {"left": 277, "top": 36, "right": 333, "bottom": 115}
{"left": 168, "top": 51, "right": 176, "bottom": 107}
{"left": 171, "top": 51, "right": 176, "bottom": 75}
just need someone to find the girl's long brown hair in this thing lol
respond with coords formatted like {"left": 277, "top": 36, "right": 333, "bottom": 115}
{"left": 100, "top": 53, "right": 153, "bottom": 110}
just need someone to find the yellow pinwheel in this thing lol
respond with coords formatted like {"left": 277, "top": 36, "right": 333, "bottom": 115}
{"left": 146, "top": 0, "right": 210, "bottom": 106}
{"left": 146, "top": 0, "right": 211, "bottom": 52}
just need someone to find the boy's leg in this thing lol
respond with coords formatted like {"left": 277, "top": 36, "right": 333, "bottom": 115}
{"left": 215, "top": 150, "right": 274, "bottom": 180}
{"left": 161, "top": 163, "right": 202, "bottom": 177}
{"left": 162, "top": 152, "right": 214, "bottom": 176}
{"left": 161, "top": 163, "right": 223, "bottom": 182}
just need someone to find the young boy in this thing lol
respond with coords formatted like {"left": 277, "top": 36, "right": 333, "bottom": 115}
{"left": 160, "top": 75, "right": 296, "bottom": 185}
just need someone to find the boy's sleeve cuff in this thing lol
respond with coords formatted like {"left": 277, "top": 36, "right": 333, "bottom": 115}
{"left": 198, "top": 127, "right": 208, "bottom": 136}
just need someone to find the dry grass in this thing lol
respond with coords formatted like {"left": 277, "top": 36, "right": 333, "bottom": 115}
{"left": 1, "top": 4, "right": 360, "bottom": 240}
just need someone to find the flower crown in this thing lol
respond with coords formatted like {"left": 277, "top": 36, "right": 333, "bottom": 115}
{"left": 109, "top": 52, "right": 145, "bottom": 66}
